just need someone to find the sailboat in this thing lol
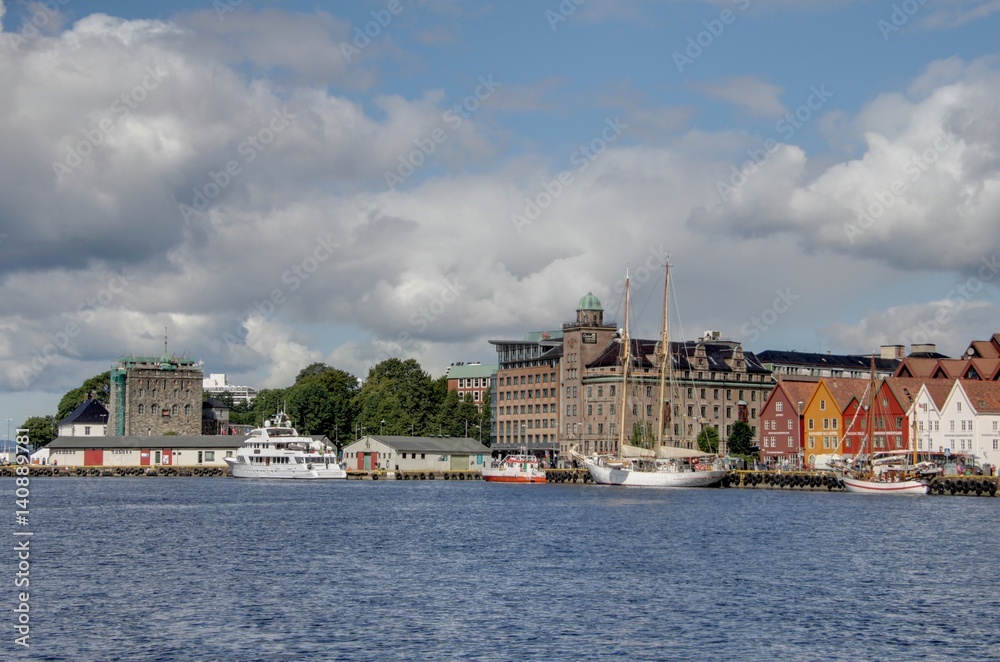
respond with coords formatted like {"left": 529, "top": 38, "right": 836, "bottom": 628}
{"left": 585, "top": 264, "right": 727, "bottom": 488}
{"left": 840, "top": 357, "right": 929, "bottom": 495}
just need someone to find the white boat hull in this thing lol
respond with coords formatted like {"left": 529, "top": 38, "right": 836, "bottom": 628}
{"left": 482, "top": 466, "right": 546, "bottom": 483}
{"left": 224, "top": 458, "right": 347, "bottom": 479}
{"left": 586, "top": 460, "right": 726, "bottom": 487}
{"left": 841, "top": 476, "right": 928, "bottom": 495}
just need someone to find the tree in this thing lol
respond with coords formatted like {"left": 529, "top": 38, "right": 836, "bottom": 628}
{"left": 697, "top": 425, "right": 720, "bottom": 454}
{"left": 56, "top": 371, "right": 111, "bottom": 423}
{"left": 287, "top": 380, "right": 336, "bottom": 437}
{"left": 295, "top": 362, "right": 331, "bottom": 383}
{"left": 19, "top": 416, "right": 56, "bottom": 448}
{"left": 355, "top": 358, "right": 437, "bottom": 437}
{"left": 630, "top": 420, "right": 654, "bottom": 448}
{"left": 727, "top": 421, "right": 755, "bottom": 457}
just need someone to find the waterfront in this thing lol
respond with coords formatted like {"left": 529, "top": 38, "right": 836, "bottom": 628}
{"left": 4, "top": 479, "right": 999, "bottom": 660}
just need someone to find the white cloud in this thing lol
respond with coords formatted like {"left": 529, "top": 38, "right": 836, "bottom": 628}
{"left": 691, "top": 76, "right": 786, "bottom": 118}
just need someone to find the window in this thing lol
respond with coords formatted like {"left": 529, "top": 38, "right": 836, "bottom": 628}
{"left": 788, "top": 419, "right": 793, "bottom": 430}
{"left": 587, "top": 405, "right": 593, "bottom": 416}
{"left": 832, "top": 419, "right": 838, "bottom": 430}
{"left": 185, "top": 404, "right": 191, "bottom": 416}
{"left": 957, "top": 402, "right": 962, "bottom": 412}
{"left": 84, "top": 426, "right": 91, "bottom": 435}
{"left": 823, "top": 418, "right": 829, "bottom": 430}
{"left": 776, "top": 401, "right": 783, "bottom": 412}
{"left": 820, "top": 400, "right": 826, "bottom": 411}
{"left": 597, "top": 386, "right": 603, "bottom": 397}
{"left": 808, "top": 419, "right": 814, "bottom": 430}
{"left": 138, "top": 404, "right": 145, "bottom": 415}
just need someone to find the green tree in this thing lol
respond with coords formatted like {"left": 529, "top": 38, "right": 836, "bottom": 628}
{"left": 630, "top": 420, "right": 654, "bottom": 448}
{"left": 479, "top": 387, "right": 492, "bottom": 446}
{"left": 295, "top": 362, "right": 331, "bottom": 383}
{"left": 19, "top": 416, "right": 56, "bottom": 448}
{"left": 355, "top": 358, "right": 437, "bottom": 437}
{"left": 434, "top": 388, "right": 464, "bottom": 437}
{"left": 727, "top": 421, "right": 755, "bottom": 457}
{"left": 697, "top": 425, "right": 720, "bottom": 454}
{"left": 294, "top": 365, "right": 360, "bottom": 445}
{"left": 287, "top": 380, "right": 336, "bottom": 437}
{"left": 56, "top": 371, "right": 111, "bottom": 423}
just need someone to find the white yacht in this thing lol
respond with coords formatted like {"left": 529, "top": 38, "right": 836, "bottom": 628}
{"left": 225, "top": 412, "right": 347, "bottom": 479}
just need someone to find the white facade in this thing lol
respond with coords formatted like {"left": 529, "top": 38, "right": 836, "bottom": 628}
{"left": 939, "top": 383, "right": 980, "bottom": 458}
{"left": 202, "top": 373, "right": 259, "bottom": 405}
{"left": 912, "top": 385, "right": 944, "bottom": 453}
{"left": 57, "top": 422, "right": 108, "bottom": 437}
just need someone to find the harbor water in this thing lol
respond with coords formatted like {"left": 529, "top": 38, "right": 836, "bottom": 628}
{"left": 4, "top": 479, "right": 999, "bottom": 660}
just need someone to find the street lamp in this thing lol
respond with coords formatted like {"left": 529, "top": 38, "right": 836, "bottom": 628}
{"left": 380, "top": 419, "right": 386, "bottom": 435}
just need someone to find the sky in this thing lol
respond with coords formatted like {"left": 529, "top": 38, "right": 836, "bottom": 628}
{"left": 2, "top": 0, "right": 1000, "bottom": 430}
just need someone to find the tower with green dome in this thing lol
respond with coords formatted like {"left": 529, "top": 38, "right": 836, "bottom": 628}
{"left": 576, "top": 291, "right": 604, "bottom": 327}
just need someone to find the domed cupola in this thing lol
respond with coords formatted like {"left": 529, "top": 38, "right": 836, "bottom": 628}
{"left": 576, "top": 291, "right": 603, "bottom": 326}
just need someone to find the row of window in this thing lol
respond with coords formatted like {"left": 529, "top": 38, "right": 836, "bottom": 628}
{"left": 456, "top": 378, "right": 488, "bottom": 388}
{"left": 500, "top": 419, "right": 557, "bottom": 431}
{"left": 763, "top": 419, "right": 795, "bottom": 430}
{"left": 136, "top": 404, "right": 193, "bottom": 416}
{"left": 499, "top": 372, "right": 558, "bottom": 386}
{"left": 760, "top": 436, "right": 794, "bottom": 449}
{"left": 500, "top": 404, "right": 553, "bottom": 415}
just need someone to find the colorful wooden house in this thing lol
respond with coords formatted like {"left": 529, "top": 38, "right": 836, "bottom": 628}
{"left": 758, "top": 379, "right": 817, "bottom": 461}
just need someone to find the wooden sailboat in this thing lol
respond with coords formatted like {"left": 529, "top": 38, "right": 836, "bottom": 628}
{"left": 840, "top": 356, "right": 929, "bottom": 495}
{"left": 585, "top": 264, "right": 726, "bottom": 488}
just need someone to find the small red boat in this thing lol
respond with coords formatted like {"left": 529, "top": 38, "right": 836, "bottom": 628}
{"left": 482, "top": 454, "right": 547, "bottom": 483}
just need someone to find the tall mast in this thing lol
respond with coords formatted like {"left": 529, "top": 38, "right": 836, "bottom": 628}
{"left": 656, "top": 262, "right": 670, "bottom": 449}
{"left": 867, "top": 354, "right": 877, "bottom": 480}
{"left": 617, "top": 273, "right": 631, "bottom": 457}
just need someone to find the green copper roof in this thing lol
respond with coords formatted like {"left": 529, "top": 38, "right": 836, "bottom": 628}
{"left": 577, "top": 291, "right": 603, "bottom": 311}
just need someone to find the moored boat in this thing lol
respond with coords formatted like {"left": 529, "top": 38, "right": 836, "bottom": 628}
{"left": 224, "top": 412, "right": 346, "bottom": 479}
{"left": 482, "top": 454, "right": 547, "bottom": 483}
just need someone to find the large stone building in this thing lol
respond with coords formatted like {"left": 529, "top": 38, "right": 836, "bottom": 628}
{"left": 490, "top": 292, "right": 773, "bottom": 463}
{"left": 108, "top": 353, "right": 204, "bottom": 436}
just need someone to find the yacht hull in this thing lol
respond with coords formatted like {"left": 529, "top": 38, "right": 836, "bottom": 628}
{"left": 586, "top": 461, "right": 725, "bottom": 487}
{"left": 842, "top": 476, "right": 928, "bottom": 495}
{"left": 225, "top": 458, "right": 347, "bottom": 479}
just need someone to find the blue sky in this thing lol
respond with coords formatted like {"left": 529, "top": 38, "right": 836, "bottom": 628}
{"left": 2, "top": 0, "right": 1000, "bottom": 429}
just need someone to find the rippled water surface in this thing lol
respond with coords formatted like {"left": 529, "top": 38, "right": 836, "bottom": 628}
{"left": 4, "top": 478, "right": 999, "bottom": 660}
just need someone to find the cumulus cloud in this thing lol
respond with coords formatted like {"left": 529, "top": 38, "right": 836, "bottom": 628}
{"left": 2, "top": 6, "right": 1000, "bottom": 406}
{"left": 690, "top": 56, "right": 1000, "bottom": 278}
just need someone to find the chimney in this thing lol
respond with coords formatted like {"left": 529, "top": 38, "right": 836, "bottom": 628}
{"left": 911, "top": 343, "right": 937, "bottom": 355}
{"left": 880, "top": 344, "right": 905, "bottom": 359}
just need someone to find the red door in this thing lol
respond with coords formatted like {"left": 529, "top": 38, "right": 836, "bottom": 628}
{"left": 83, "top": 449, "right": 103, "bottom": 466}
{"left": 162, "top": 449, "right": 173, "bottom": 465}
{"left": 357, "top": 453, "right": 364, "bottom": 470}
{"left": 372, "top": 451, "right": 379, "bottom": 470}
{"left": 140, "top": 449, "right": 151, "bottom": 466}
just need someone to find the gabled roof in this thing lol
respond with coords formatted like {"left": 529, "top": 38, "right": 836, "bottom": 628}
{"left": 956, "top": 381, "right": 1000, "bottom": 414}
{"left": 588, "top": 338, "right": 769, "bottom": 374}
{"left": 894, "top": 357, "right": 940, "bottom": 378}
{"left": 58, "top": 399, "right": 109, "bottom": 426}
{"left": 819, "top": 378, "right": 872, "bottom": 412}
{"left": 883, "top": 377, "right": 928, "bottom": 411}
{"left": 963, "top": 358, "right": 1000, "bottom": 380}
{"left": 917, "top": 381, "right": 955, "bottom": 410}
{"left": 347, "top": 435, "right": 491, "bottom": 454}
{"left": 770, "top": 379, "right": 819, "bottom": 410}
